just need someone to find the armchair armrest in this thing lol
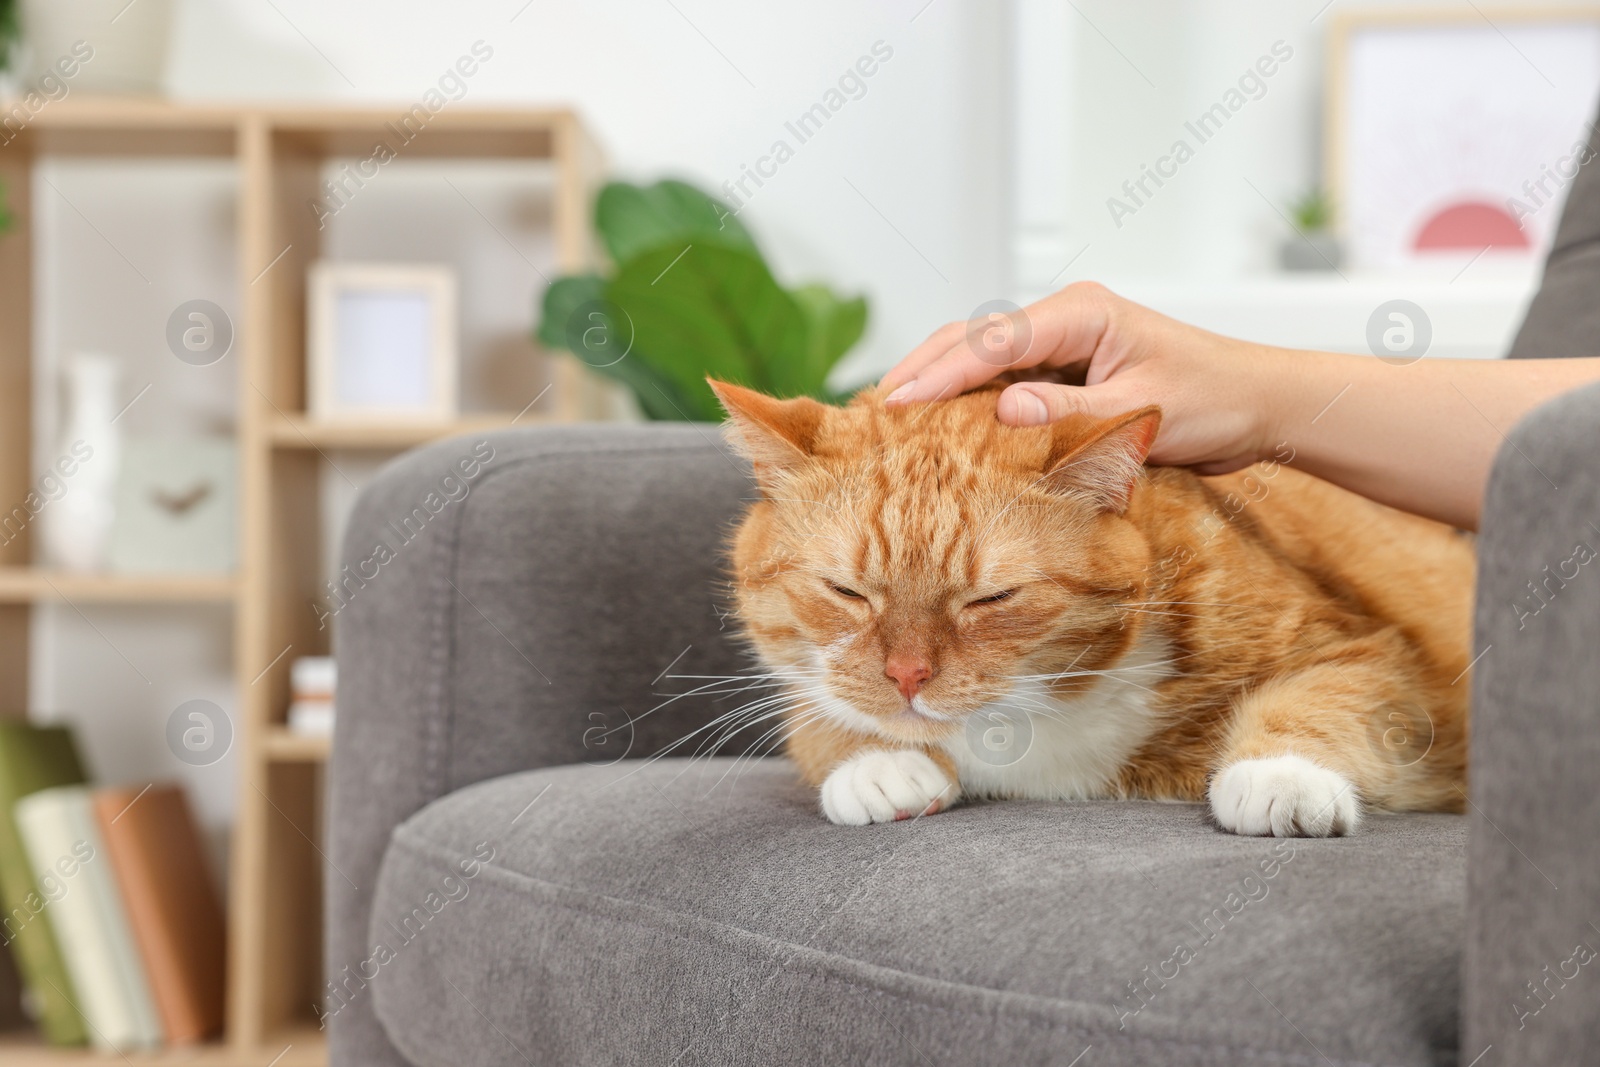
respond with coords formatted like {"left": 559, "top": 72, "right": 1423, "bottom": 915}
{"left": 325, "top": 425, "right": 750, "bottom": 1065}
{"left": 1464, "top": 380, "right": 1600, "bottom": 1061}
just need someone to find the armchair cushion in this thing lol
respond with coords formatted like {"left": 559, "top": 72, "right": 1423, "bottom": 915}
{"left": 368, "top": 758, "right": 1465, "bottom": 1067}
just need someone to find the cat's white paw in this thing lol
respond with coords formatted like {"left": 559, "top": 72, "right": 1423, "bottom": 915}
{"left": 819, "top": 750, "right": 959, "bottom": 826}
{"left": 1209, "top": 755, "right": 1359, "bottom": 837}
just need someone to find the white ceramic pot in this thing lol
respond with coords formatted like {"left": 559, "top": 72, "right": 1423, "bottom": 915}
{"left": 21, "top": 0, "right": 173, "bottom": 94}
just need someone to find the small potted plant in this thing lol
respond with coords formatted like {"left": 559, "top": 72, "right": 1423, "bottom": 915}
{"left": 1279, "top": 188, "right": 1342, "bottom": 272}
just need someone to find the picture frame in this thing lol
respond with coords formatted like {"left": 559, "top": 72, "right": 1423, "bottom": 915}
{"left": 1325, "top": 6, "right": 1600, "bottom": 271}
{"left": 307, "top": 262, "right": 459, "bottom": 421}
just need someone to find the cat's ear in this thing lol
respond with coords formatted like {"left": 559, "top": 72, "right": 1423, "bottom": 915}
{"left": 708, "top": 379, "right": 826, "bottom": 488}
{"left": 1042, "top": 406, "right": 1161, "bottom": 512}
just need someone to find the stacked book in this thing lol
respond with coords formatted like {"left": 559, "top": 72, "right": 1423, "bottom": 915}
{"left": 0, "top": 722, "right": 226, "bottom": 1050}
{"left": 288, "top": 656, "right": 335, "bottom": 737}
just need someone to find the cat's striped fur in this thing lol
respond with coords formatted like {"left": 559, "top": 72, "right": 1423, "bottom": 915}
{"left": 712, "top": 380, "right": 1472, "bottom": 837}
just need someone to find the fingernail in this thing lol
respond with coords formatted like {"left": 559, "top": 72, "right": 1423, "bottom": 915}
{"left": 885, "top": 381, "right": 918, "bottom": 404}
{"left": 1013, "top": 390, "right": 1049, "bottom": 426}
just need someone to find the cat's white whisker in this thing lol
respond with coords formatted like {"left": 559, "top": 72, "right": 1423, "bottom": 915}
{"left": 699, "top": 706, "right": 832, "bottom": 790}
{"left": 1116, "top": 606, "right": 1237, "bottom": 620}
{"left": 711, "top": 705, "right": 831, "bottom": 793}
{"left": 618, "top": 681, "right": 841, "bottom": 782}
{"left": 1116, "top": 600, "right": 1256, "bottom": 609}
{"left": 613, "top": 670, "right": 818, "bottom": 741}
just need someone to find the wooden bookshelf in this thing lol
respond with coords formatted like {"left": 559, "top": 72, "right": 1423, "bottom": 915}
{"left": 266, "top": 414, "right": 527, "bottom": 450}
{"left": 0, "top": 1027, "right": 326, "bottom": 1066}
{"left": 261, "top": 729, "right": 330, "bottom": 764}
{"left": 0, "top": 569, "right": 238, "bottom": 604}
{"left": 0, "top": 99, "right": 608, "bottom": 1063}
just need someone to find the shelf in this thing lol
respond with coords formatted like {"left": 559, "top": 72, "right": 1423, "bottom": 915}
{"left": 263, "top": 728, "right": 331, "bottom": 762}
{"left": 0, "top": 569, "right": 237, "bottom": 604}
{"left": 3, "top": 97, "right": 581, "bottom": 160}
{"left": 0, "top": 1027, "right": 324, "bottom": 1065}
{"left": 267, "top": 415, "right": 529, "bottom": 450}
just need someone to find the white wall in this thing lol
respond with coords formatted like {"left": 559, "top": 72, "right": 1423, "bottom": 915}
{"left": 168, "top": 0, "right": 1014, "bottom": 384}
{"left": 1050, "top": 0, "right": 1325, "bottom": 282}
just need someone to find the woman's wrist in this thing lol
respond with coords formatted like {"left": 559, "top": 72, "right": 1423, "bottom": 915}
{"left": 1190, "top": 333, "right": 1296, "bottom": 469}
{"left": 1242, "top": 343, "right": 1342, "bottom": 464}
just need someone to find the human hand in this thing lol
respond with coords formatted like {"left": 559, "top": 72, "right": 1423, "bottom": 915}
{"left": 881, "top": 282, "right": 1283, "bottom": 474}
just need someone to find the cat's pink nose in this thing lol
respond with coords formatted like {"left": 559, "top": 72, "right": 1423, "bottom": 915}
{"left": 885, "top": 654, "right": 934, "bottom": 700}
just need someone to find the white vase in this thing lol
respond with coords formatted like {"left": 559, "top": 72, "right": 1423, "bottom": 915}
{"left": 43, "top": 354, "right": 121, "bottom": 573}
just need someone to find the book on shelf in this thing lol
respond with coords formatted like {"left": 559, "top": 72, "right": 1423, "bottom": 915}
{"left": 0, "top": 722, "right": 88, "bottom": 1046}
{"left": 92, "top": 784, "right": 225, "bottom": 1044}
{"left": 15, "top": 786, "right": 163, "bottom": 1051}
{"left": 289, "top": 656, "right": 336, "bottom": 736}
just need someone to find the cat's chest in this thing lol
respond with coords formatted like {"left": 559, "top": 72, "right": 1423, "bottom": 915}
{"left": 939, "top": 637, "right": 1172, "bottom": 801}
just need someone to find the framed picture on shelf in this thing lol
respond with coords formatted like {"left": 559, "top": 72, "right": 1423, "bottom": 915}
{"left": 308, "top": 262, "right": 459, "bottom": 421}
{"left": 1326, "top": 7, "right": 1600, "bottom": 271}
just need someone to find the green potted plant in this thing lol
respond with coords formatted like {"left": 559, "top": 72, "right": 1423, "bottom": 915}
{"left": 1280, "top": 188, "right": 1342, "bottom": 272}
{"left": 535, "top": 179, "right": 867, "bottom": 421}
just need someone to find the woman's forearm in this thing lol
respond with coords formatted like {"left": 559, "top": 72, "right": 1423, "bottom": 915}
{"left": 880, "top": 283, "right": 1600, "bottom": 530}
{"left": 1255, "top": 352, "right": 1600, "bottom": 530}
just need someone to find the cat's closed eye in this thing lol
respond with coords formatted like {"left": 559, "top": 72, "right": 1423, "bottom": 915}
{"left": 966, "top": 589, "right": 1015, "bottom": 607}
{"left": 827, "top": 581, "right": 865, "bottom": 600}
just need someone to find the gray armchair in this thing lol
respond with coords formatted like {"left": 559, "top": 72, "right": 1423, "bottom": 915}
{"left": 325, "top": 160, "right": 1600, "bottom": 1067}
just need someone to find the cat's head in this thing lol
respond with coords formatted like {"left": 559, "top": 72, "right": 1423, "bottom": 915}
{"left": 712, "top": 379, "right": 1161, "bottom": 746}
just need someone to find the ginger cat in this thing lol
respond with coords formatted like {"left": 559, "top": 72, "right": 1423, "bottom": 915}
{"left": 710, "top": 379, "right": 1472, "bottom": 838}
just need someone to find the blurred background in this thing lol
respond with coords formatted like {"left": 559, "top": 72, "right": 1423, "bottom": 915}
{"left": 0, "top": 0, "right": 1594, "bottom": 1060}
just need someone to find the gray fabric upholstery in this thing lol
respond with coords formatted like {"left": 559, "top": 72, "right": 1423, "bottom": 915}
{"left": 1508, "top": 107, "right": 1600, "bottom": 360}
{"left": 1470, "top": 92, "right": 1600, "bottom": 1062}
{"left": 372, "top": 759, "right": 1465, "bottom": 1067}
{"left": 327, "top": 426, "right": 754, "bottom": 1066}
{"left": 1463, "top": 380, "right": 1600, "bottom": 1063}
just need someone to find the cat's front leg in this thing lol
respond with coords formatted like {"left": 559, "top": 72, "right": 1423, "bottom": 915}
{"left": 819, "top": 749, "right": 961, "bottom": 825}
{"left": 1208, "top": 754, "right": 1359, "bottom": 837}
{"left": 1205, "top": 661, "right": 1396, "bottom": 838}
{"left": 785, "top": 716, "right": 963, "bottom": 826}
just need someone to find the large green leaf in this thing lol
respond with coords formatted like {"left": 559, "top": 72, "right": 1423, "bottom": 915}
{"left": 605, "top": 242, "right": 810, "bottom": 421}
{"left": 582, "top": 350, "right": 701, "bottom": 421}
{"left": 536, "top": 272, "right": 605, "bottom": 351}
{"left": 595, "top": 179, "right": 756, "bottom": 265}
{"left": 537, "top": 271, "right": 698, "bottom": 420}
{"left": 789, "top": 284, "right": 868, "bottom": 395}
